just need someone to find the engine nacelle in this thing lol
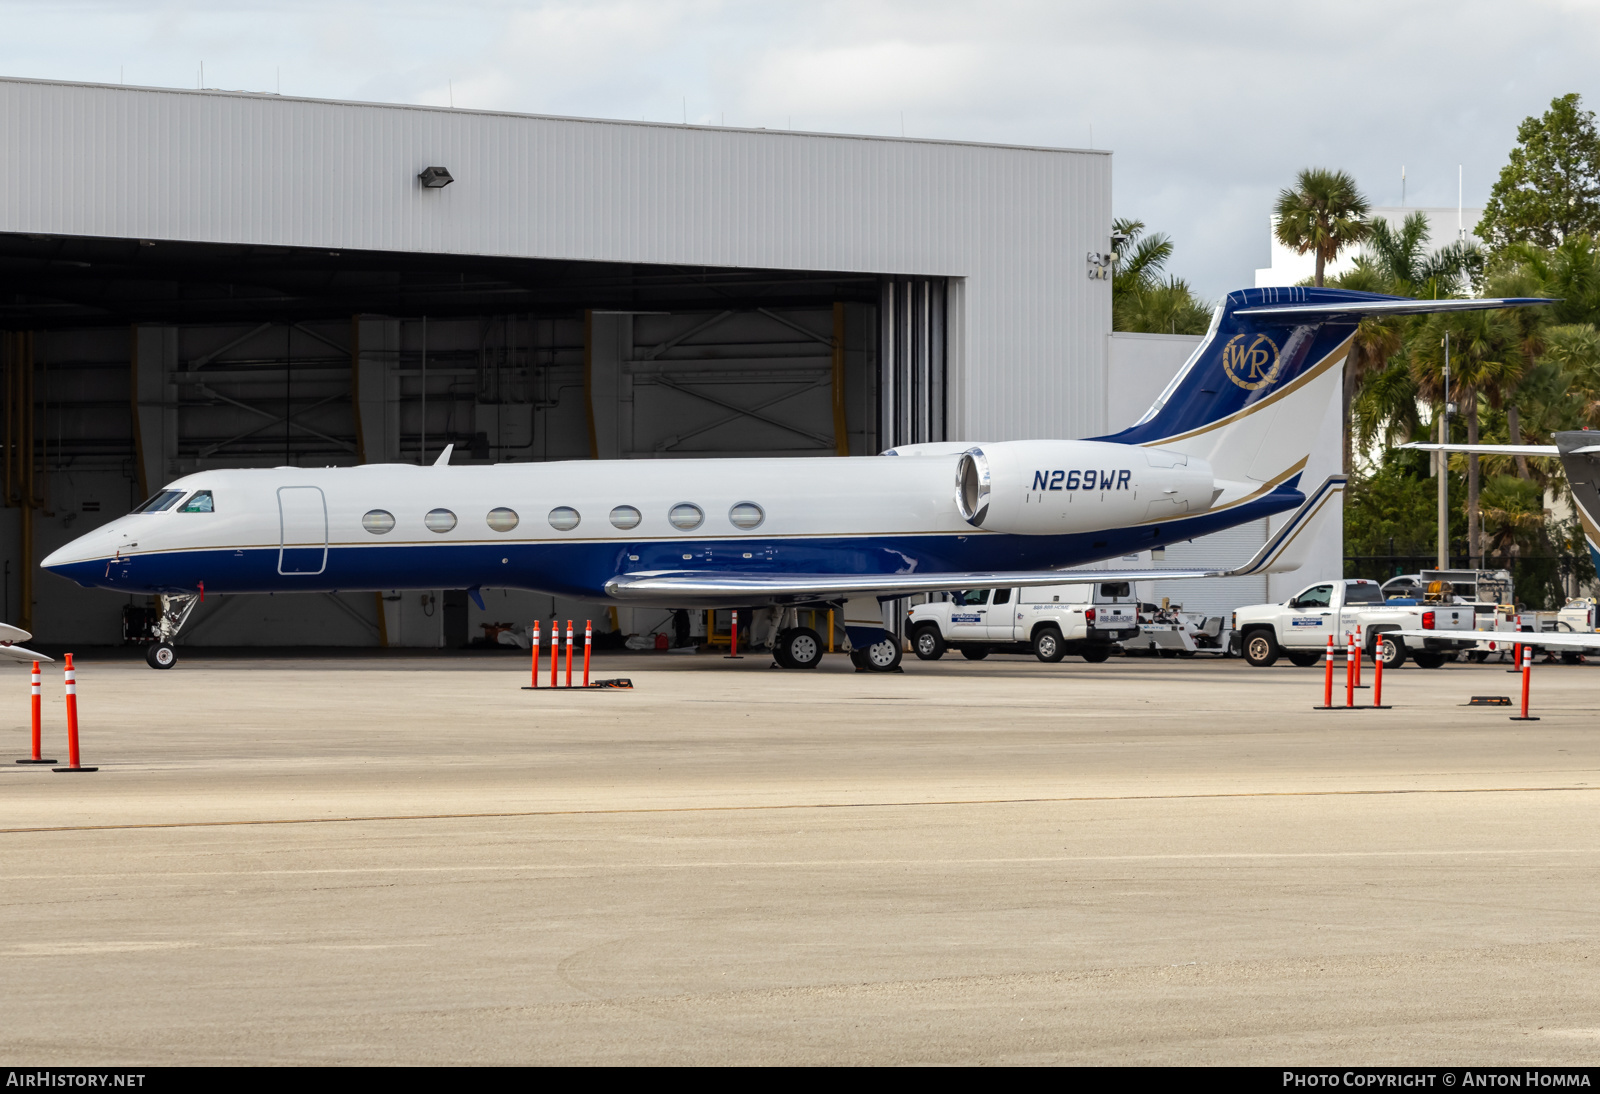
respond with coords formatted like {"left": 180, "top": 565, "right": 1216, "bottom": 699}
{"left": 954, "top": 440, "right": 1215, "bottom": 535}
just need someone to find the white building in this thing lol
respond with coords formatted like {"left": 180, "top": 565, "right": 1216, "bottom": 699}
{"left": 0, "top": 77, "right": 1338, "bottom": 645}
{"left": 1256, "top": 206, "right": 1483, "bottom": 288}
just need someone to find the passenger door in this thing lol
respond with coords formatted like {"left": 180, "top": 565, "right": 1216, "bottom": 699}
{"left": 987, "top": 588, "right": 1021, "bottom": 641}
{"left": 946, "top": 590, "right": 991, "bottom": 641}
{"left": 278, "top": 486, "right": 328, "bottom": 575}
{"left": 1281, "top": 583, "right": 1334, "bottom": 647}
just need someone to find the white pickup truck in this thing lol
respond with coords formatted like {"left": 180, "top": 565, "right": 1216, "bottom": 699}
{"left": 1234, "top": 578, "right": 1476, "bottom": 669}
{"left": 908, "top": 581, "right": 1140, "bottom": 663}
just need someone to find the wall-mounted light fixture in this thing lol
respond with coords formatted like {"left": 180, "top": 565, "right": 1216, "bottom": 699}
{"left": 418, "top": 166, "right": 454, "bottom": 189}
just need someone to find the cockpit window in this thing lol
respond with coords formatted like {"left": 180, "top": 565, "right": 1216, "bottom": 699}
{"left": 132, "top": 489, "right": 185, "bottom": 514}
{"left": 178, "top": 491, "right": 214, "bottom": 513}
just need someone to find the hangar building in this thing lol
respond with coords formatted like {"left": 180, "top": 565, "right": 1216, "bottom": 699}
{"left": 0, "top": 78, "right": 1340, "bottom": 649}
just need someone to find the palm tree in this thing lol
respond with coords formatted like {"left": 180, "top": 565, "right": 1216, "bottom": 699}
{"left": 1273, "top": 168, "right": 1371, "bottom": 287}
{"left": 1110, "top": 219, "right": 1211, "bottom": 335}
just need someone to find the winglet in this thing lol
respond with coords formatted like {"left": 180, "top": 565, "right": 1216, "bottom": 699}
{"left": 1224, "top": 475, "right": 1346, "bottom": 577}
{"left": 433, "top": 444, "right": 454, "bottom": 467}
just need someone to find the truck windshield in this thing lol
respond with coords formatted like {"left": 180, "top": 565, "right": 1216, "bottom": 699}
{"left": 1294, "top": 585, "right": 1332, "bottom": 608}
{"left": 1344, "top": 584, "right": 1384, "bottom": 605}
{"left": 951, "top": 590, "right": 990, "bottom": 606}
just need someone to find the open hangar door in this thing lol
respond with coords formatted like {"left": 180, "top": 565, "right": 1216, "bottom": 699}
{"left": 0, "top": 230, "right": 954, "bottom": 651}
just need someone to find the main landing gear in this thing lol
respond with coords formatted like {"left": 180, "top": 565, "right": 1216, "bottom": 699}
{"left": 145, "top": 593, "right": 198, "bottom": 670}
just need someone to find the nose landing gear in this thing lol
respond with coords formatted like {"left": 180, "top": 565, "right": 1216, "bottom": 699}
{"left": 145, "top": 593, "right": 198, "bottom": 670}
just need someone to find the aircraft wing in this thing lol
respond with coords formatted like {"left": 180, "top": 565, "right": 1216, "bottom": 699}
{"left": 607, "top": 475, "right": 1344, "bottom": 601}
{"left": 1387, "top": 629, "right": 1600, "bottom": 651}
{"left": 1403, "top": 443, "right": 1566, "bottom": 456}
{"left": 0, "top": 643, "right": 52, "bottom": 663}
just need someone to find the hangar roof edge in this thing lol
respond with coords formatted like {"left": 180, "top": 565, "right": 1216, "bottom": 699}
{"left": 0, "top": 75, "right": 1112, "bottom": 159}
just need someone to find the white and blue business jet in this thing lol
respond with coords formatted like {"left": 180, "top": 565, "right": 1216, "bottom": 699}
{"left": 41, "top": 287, "right": 1546, "bottom": 670}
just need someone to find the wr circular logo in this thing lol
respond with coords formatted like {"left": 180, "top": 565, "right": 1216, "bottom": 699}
{"left": 1222, "top": 333, "right": 1283, "bottom": 391}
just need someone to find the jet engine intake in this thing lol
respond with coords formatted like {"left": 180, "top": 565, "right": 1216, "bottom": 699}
{"left": 954, "top": 440, "right": 1214, "bottom": 535}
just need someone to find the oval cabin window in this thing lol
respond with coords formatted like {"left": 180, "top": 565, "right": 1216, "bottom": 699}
{"left": 548, "top": 506, "right": 581, "bottom": 531}
{"left": 424, "top": 508, "right": 457, "bottom": 533}
{"left": 729, "top": 502, "right": 764, "bottom": 530}
{"left": 362, "top": 510, "right": 396, "bottom": 535}
{"left": 487, "top": 507, "right": 519, "bottom": 532}
{"left": 668, "top": 503, "right": 704, "bottom": 531}
{"left": 610, "top": 505, "right": 642, "bottom": 530}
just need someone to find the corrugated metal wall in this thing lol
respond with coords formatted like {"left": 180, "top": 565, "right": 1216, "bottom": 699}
{"left": 0, "top": 78, "right": 1112, "bottom": 443}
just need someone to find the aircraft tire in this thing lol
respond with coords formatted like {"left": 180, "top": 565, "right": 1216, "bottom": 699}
{"left": 959, "top": 646, "right": 990, "bottom": 661}
{"left": 779, "top": 627, "right": 824, "bottom": 670}
{"left": 1286, "top": 651, "right": 1323, "bottom": 668}
{"left": 1032, "top": 626, "right": 1065, "bottom": 663}
{"left": 771, "top": 630, "right": 796, "bottom": 668}
{"left": 1412, "top": 650, "right": 1446, "bottom": 669}
{"left": 1080, "top": 644, "right": 1111, "bottom": 663}
{"left": 913, "top": 625, "right": 946, "bottom": 660}
{"left": 147, "top": 642, "right": 177, "bottom": 670}
{"left": 858, "top": 634, "right": 903, "bottom": 672}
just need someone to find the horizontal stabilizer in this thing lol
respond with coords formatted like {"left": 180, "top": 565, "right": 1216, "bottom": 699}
{"left": 1236, "top": 297, "right": 1555, "bottom": 319}
{"left": 0, "top": 643, "right": 52, "bottom": 663}
{"left": 605, "top": 477, "right": 1345, "bottom": 603}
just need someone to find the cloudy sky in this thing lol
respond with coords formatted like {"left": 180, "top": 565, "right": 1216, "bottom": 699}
{"left": 3, "top": 0, "right": 1596, "bottom": 297}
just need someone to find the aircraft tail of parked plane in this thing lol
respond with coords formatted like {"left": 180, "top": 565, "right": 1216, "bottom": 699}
{"left": 1407, "top": 429, "right": 1600, "bottom": 572}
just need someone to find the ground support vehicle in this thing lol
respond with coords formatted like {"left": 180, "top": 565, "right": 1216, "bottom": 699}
{"left": 1234, "top": 578, "right": 1475, "bottom": 669}
{"left": 1117, "top": 606, "right": 1232, "bottom": 658}
{"left": 908, "top": 581, "right": 1139, "bottom": 663}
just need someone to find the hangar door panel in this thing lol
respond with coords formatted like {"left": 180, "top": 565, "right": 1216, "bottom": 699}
{"left": 278, "top": 486, "right": 328, "bottom": 575}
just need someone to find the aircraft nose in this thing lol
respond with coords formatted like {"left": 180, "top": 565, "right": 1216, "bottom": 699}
{"left": 41, "top": 523, "right": 121, "bottom": 572}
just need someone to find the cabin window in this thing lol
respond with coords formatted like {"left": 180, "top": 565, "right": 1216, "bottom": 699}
{"left": 668, "top": 503, "right": 704, "bottom": 531}
{"left": 362, "top": 510, "right": 396, "bottom": 535}
{"left": 1099, "top": 582, "right": 1131, "bottom": 599}
{"left": 951, "top": 589, "right": 990, "bottom": 606}
{"left": 993, "top": 588, "right": 1013, "bottom": 605}
{"left": 610, "top": 505, "right": 642, "bottom": 530}
{"left": 729, "top": 502, "right": 764, "bottom": 530}
{"left": 132, "top": 489, "right": 185, "bottom": 514}
{"left": 487, "top": 507, "right": 519, "bottom": 532}
{"left": 548, "top": 506, "right": 581, "bottom": 531}
{"left": 424, "top": 508, "right": 458, "bottom": 533}
{"left": 178, "top": 491, "right": 214, "bottom": 513}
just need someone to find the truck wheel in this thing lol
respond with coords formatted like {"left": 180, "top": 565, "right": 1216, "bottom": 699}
{"left": 778, "top": 627, "right": 824, "bottom": 670}
{"left": 913, "top": 625, "right": 946, "bottom": 661}
{"left": 1412, "top": 651, "right": 1445, "bottom": 669}
{"left": 1286, "top": 651, "right": 1322, "bottom": 668}
{"left": 1080, "top": 645, "right": 1111, "bottom": 663}
{"left": 1242, "top": 629, "right": 1280, "bottom": 667}
{"left": 960, "top": 646, "right": 990, "bottom": 661}
{"left": 1376, "top": 634, "right": 1407, "bottom": 668}
{"left": 1032, "top": 627, "right": 1065, "bottom": 663}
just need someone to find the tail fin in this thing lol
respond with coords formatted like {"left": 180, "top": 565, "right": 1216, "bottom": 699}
{"left": 1097, "top": 288, "right": 1552, "bottom": 499}
{"left": 1556, "top": 431, "right": 1600, "bottom": 574}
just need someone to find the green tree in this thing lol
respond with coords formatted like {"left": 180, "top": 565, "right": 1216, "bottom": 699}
{"left": 1273, "top": 168, "right": 1371, "bottom": 287}
{"left": 1412, "top": 310, "right": 1528, "bottom": 566}
{"left": 1478, "top": 93, "right": 1600, "bottom": 251}
{"left": 1109, "top": 218, "right": 1211, "bottom": 335}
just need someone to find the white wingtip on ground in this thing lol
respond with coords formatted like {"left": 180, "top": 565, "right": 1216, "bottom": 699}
{"left": 0, "top": 622, "right": 52, "bottom": 663}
